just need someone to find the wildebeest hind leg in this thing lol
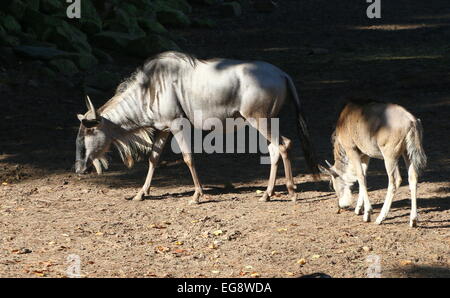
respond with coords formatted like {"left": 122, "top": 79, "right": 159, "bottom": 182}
{"left": 171, "top": 126, "right": 204, "bottom": 204}
{"left": 279, "top": 136, "right": 297, "bottom": 202}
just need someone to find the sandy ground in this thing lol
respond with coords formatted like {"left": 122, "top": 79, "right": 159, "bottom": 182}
{"left": 0, "top": 0, "right": 449, "bottom": 277}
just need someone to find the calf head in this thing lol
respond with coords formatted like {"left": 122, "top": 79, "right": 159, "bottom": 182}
{"left": 319, "top": 160, "right": 354, "bottom": 208}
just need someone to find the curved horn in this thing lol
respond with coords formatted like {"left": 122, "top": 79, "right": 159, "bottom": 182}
{"left": 325, "top": 160, "right": 333, "bottom": 168}
{"left": 85, "top": 95, "right": 98, "bottom": 119}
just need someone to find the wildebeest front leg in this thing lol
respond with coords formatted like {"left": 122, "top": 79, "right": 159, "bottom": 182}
{"left": 132, "top": 131, "right": 170, "bottom": 201}
{"left": 171, "top": 126, "right": 204, "bottom": 204}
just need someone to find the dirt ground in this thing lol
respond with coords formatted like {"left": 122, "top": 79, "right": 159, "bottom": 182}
{"left": 0, "top": 0, "right": 449, "bottom": 278}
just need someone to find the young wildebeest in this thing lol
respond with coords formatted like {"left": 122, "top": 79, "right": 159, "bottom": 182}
{"left": 319, "top": 99, "right": 427, "bottom": 227}
{"left": 75, "top": 51, "right": 318, "bottom": 204}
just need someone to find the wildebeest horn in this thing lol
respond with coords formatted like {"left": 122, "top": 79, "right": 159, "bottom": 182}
{"left": 325, "top": 160, "right": 333, "bottom": 168}
{"left": 85, "top": 95, "right": 98, "bottom": 119}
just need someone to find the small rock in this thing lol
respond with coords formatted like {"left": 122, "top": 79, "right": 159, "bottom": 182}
{"left": 18, "top": 248, "right": 32, "bottom": 254}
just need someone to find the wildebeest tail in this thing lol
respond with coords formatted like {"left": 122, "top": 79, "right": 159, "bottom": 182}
{"left": 285, "top": 76, "right": 320, "bottom": 180}
{"left": 406, "top": 119, "right": 427, "bottom": 174}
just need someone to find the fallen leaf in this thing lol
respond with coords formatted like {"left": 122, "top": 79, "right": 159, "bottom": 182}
{"left": 173, "top": 249, "right": 187, "bottom": 254}
{"left": 256, "top": 190, "right": 264, "bottom": 194}
{"left": 297, "top": 258, "right": 307, "bottom": 265}
{"left": 175, "top": 241, "right": 184, "bottom": 246}
{"left": 149, "top": 224, "right": 166, "bottom": 229}
{"left": 311, "top": 254, "right": 321, "bottom": 260}
{"left": 32, "top": 270, "right": 46, "bottom": 277}
{"left": 271, "top": 250, "right": 279, "bottom": 255}
{"left": 285, "top": 272, "right": 295, "bottom": 276}
{"left": 250, "top": 272, "right": 260, "bottom": 277}
{"left": 362, "top": 246, "right": 372, "bottom": 252}
{"left": 277, "top": 228, "right": 288, "bottom": 232}
{"left": 211, "top": 270, "right": 220, "bottom": 274}
{"left": 399, "top": 259, "right": 413, "bottom": 266}
{"left": 145, "top": 272, "right": 157, "bottom": 277}
{"left": 213, "top": 230, "right": 223, "bottom": 236}
{"left": 208, "top": 243, "right": 219, "bottom": 249}
{"left": 95, "top": 232, "right": 104, "bottom": 236}
{"left": 155, "top": 246, "right": 170, "bottom": 253}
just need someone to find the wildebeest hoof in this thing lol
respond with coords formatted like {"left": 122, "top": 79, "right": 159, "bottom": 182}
{"left": 410, "top": 218, "right": 417, "bottom": 228}
{"left": 189, "top": 191, "right": 203, "bottom": 205}
{"left": 259, "top": 192, "right": 270, "bottom": 202}
{"left": 132, "top": 193, "right": 144, "bottom": 201}
{"left": 375, "top": 217, "right": 383, "bottom": 225}
{"left": 290, "top": 193, "right": 298, "bottom": 202}
{"left": 363, "top": 212, "right": 371, "bottom": 222}
{"left": 188, "top": 199, "right": 199, "bottom": 205}
{"left": 355, "top": 206, "right": 363, "bottom": 215}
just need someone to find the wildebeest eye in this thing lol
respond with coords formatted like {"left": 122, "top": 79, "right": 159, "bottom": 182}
{"left": 81, "top": 119, "right": 100, "bottom": 128}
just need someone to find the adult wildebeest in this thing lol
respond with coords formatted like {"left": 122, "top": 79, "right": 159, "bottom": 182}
{"left": 319, "top": 99, "right": 427, "bottom": 227}
{"left": 75, "top": 51, "right": 318, "bottom": 204}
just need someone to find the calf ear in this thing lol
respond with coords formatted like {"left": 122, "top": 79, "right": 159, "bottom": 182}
{"left": 77, "top": 114, "right": 84, "bottom": 121}
{"left": 318, "top": 163, "right": 340, "bottom": 178}
{"left": 318, "top": 164, "right": 331, "bottom": 175}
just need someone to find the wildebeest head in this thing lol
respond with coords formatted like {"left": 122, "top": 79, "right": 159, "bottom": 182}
{"left": 318, "top": 160, "right": 354, "bottom": 209}
{"left": 75, "top": 96, "right": 110, "bottom": 174}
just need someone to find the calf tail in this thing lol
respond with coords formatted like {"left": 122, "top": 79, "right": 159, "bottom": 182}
{"left": 285, "top": 76, "right": 320, "bottom": 180}
{"left": 406, "top": 119, "right": 427, "bottom": 174}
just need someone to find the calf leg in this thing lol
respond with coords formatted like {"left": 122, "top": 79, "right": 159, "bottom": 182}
{"left": 355, "top": 155, "right": 370, "bottom": 215}
{"left": 404, "top": 155, "right": 418, "bottom": 227}
{"left": 347, "top": 150, "right": 372, "bottom": 222}
{"left": 375, "top": 157, "right": 398, "bottom": 225}
{"left": 132, "top": 131, "right": 170, "bottom": 201}
{"left": 394, "top": 164, "right": 402, "bottom": 190}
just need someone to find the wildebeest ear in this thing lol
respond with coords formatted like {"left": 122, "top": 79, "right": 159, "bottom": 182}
{"left": 319, "top": 163, "right": 340, "bottom": 178}
{"left": 77, "top": 114, "right": 84, "bottom": 121}
{"left": 81, "top": 118, "right": 101, "bottom": 128}
{"left": 318, "top": 164, "right": 331, "bottom": 175}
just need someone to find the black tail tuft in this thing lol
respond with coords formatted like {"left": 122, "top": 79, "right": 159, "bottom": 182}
{"left": 286, "top": 76, "right": 320, "bottom": 180}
